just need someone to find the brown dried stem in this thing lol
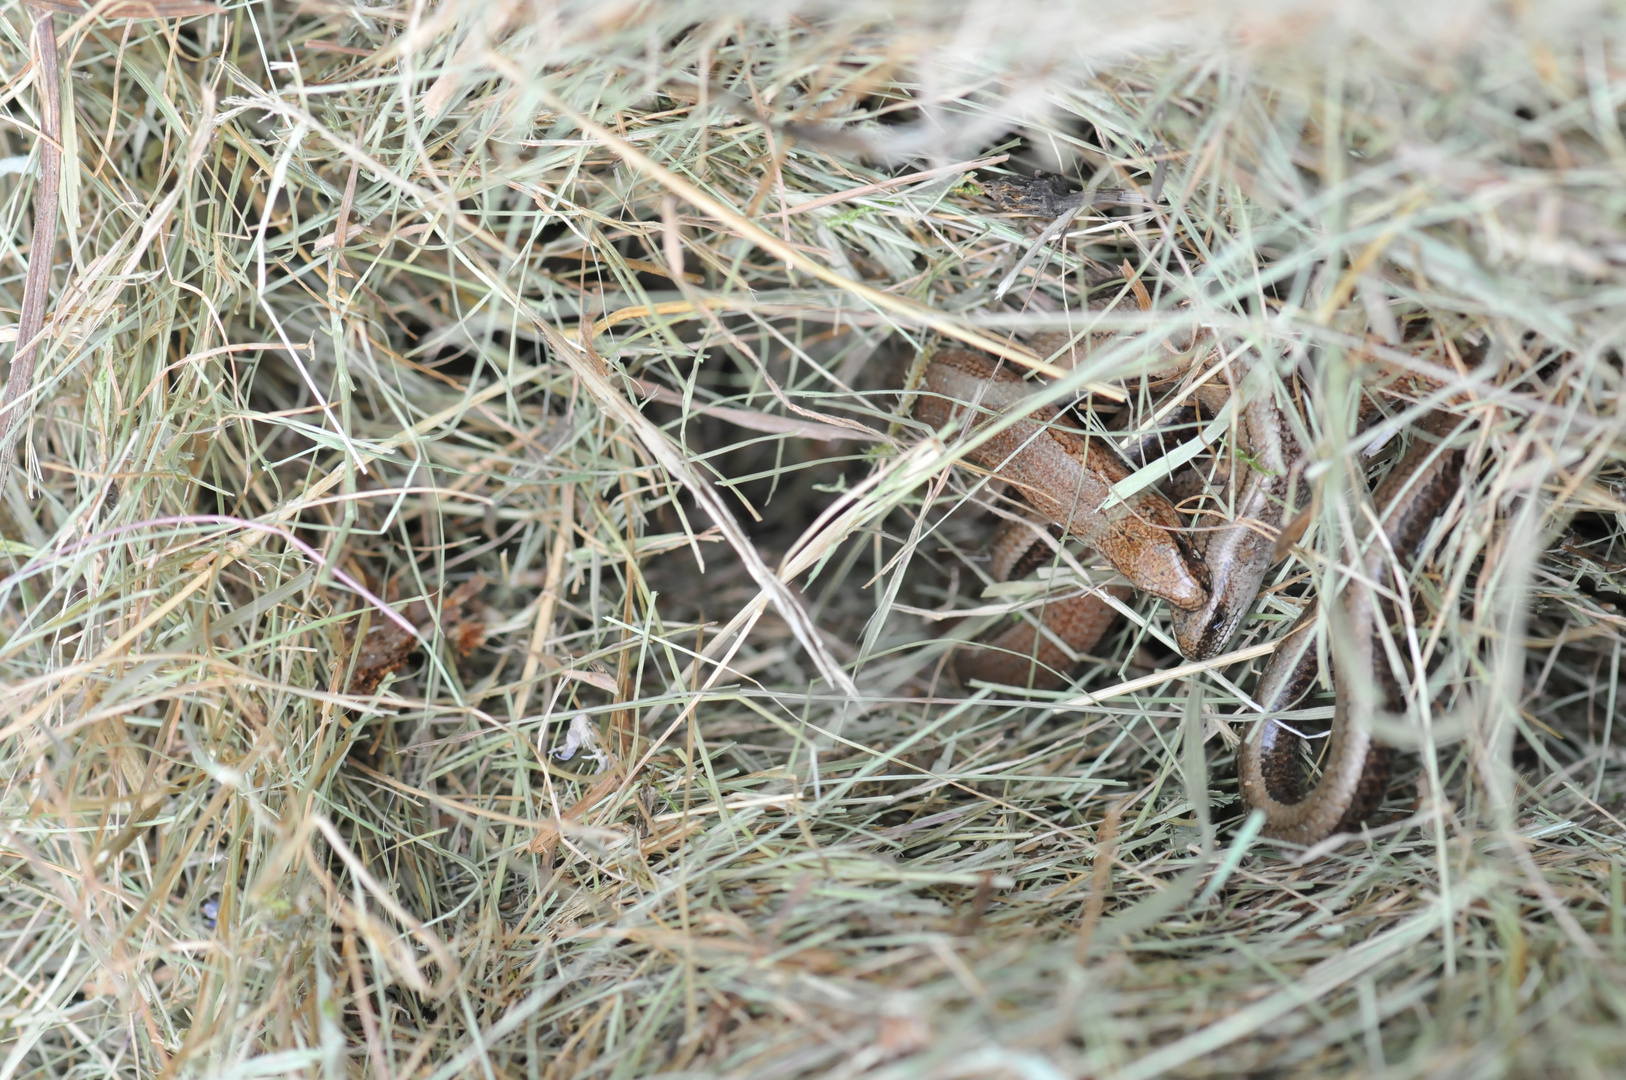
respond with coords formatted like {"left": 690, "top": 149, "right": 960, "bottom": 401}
{"left": 0, "top": 5, "right": 61, "bottom": 479}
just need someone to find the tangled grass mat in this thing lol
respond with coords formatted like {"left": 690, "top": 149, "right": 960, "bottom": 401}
{"left": 1, "top": 2, "right": 1625, "bottom": 1077}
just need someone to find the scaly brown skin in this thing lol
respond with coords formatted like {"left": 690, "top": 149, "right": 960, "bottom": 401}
{"left": 955, "top": 517, "right": 1131, "bottom": 690}
{"left": 1168, "top": 390, "right": 1301, "bottom": 660}
{"left": 921, "top": 349, "right": 1469, "bottom": 848}
{"left": 957, "top": 591, "right": 1130, "bottom": 689}
{"left": 1237, "top": 412, "right": 1465, "bottom": 844}
{"left": 917, "top": 349, "right": 1209, "bottom": 611}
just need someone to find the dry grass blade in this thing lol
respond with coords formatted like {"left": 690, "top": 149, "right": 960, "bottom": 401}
{"left": 533, "top": 87, "right": 1087, "bottom": 385}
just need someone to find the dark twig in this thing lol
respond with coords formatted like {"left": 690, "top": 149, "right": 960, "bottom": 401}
{"left": 0, "top": 6, "right": 62, "bottom": 479}
{"left": 980, "top": 171, "right": 1154, "bottom": 216}
{"left": 985, "top": 171, "right": 1160, "bottom": 300}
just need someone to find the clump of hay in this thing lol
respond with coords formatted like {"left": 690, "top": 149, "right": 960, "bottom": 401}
{"left": 2, "top": 2, "right": 1624, "bottom": 1078}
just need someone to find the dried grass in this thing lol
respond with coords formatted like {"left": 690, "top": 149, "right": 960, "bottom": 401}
{"left": 2, "top": 2, "right": 1625, "bottom": 1078}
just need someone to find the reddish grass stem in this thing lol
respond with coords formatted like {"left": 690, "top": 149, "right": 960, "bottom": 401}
{"left": 0, "top": 6, "right": 62, "bottom": 479}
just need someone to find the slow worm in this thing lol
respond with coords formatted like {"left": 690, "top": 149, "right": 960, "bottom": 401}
{"left": 954, "top": 515, "right": 1131, "bottom": 690}
{"left": 915, "top": 349, "right": 1208, "bottom": 611}
{"left": 917, "top": 351, "right": 1468, "bottom": 847}
{"left": 1237, "top": 411, "right": 1465, "bottom": 843}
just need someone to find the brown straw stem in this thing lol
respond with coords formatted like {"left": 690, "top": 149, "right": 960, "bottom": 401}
{"left": 0, "top": 6, "right": 61, "bottom": 478}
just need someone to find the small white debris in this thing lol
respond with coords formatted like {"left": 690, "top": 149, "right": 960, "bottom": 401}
{"left": 550, "top": 714, "right": 611, "bottom": 772}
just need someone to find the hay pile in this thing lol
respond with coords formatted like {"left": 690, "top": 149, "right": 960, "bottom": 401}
{"left": 2, "top": 1, "right": 1624, "bottom": 1076}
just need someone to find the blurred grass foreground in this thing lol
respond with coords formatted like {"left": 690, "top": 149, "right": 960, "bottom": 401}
{"left": 2, "top": 1, "right": 1626, "bottom": 1077}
